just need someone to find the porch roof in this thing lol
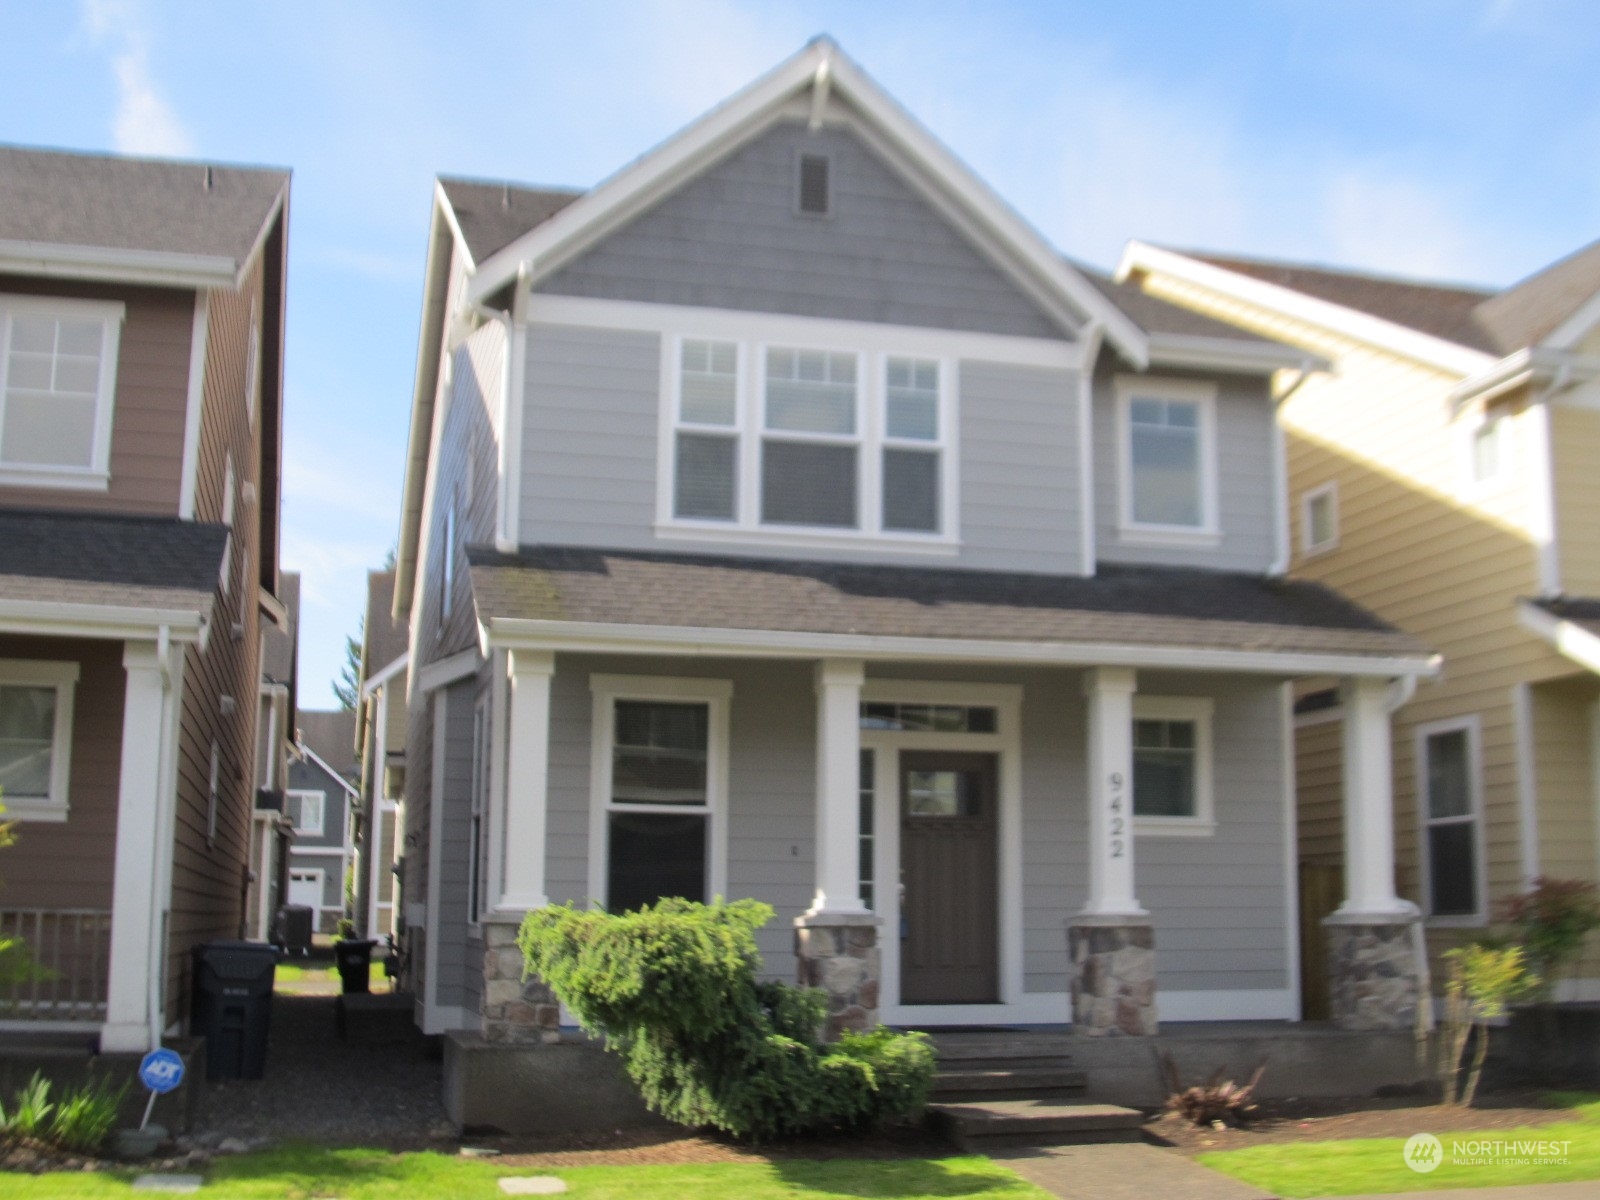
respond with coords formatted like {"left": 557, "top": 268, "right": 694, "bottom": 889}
{"left": 0, "top": 508, "right": 226, "bottom": 638}
{"left": 468, "top": 545, "right": 1435, "bottom": 673}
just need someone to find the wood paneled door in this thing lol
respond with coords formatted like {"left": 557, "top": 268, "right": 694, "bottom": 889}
{"left": 899, "top": 750, "right": 999, "bottom": 1004}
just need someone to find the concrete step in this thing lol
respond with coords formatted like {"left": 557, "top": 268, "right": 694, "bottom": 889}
{"left": 931, "top": 1065, "right": 1088, "bottom": 1102}
{"left": 927, "top": 1098, "right": 1147, "bottom": 1150}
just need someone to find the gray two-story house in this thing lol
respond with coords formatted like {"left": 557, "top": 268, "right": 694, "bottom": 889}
{"left": 392, "top": 39, "right": 1435, "bottom": 1082}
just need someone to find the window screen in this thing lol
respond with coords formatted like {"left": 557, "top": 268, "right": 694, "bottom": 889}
{"left": 674, "top": 432, "right": 737, "bottom": 520}
{"left": 761, "top": 441, "right": 857, "bottom": 527}
{"left": 607, "top": 812, "right": 707, "bottom": 913}
{"left": 3, "top": 314, "right": 103, "bottom": 468}
{"left": 1132, "top": 719, "right": 1197, "bottom": 818}
{"left": 1129, "top": 397, "right": 1202, "bottom": 527}
{"left": 798, "top": 154, "right": 830, "bottom": 215}
{"left": 882, "top": 448, "right": 939, "bottom": 533}
{"left": 0, "top": 685, "right": 56, "bottom": 799}
{"left": 612, "top": 701, "right": 708, "bottom": 806}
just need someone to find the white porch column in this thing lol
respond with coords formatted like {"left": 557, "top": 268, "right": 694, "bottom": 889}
{"left": 102, "top": 641, "right": 169, "bottom": 1053}
{"left": 1080, "top": 667, "right": 1144, "bottom": 917}
{"left": 1334, "top": 676, "right": 1408, "bottom": 918}
{"left": 808, "top": 658, "right": 866, "bottom": 915}
{"left": 498, "top": 649, "right": 553, "bottom": 912}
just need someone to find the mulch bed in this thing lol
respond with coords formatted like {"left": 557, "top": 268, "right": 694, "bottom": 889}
{"left": 1149, "top": 1089, "right": 1575, "bottom": 1156}
{"left": 470, "top": 1124, "right": 954, "bottom": 1168}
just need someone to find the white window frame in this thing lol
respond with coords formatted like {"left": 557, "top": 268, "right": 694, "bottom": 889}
{"left": 1301, "top": 480, "right": 1339, "bottom": 557}
{"left": 1415, "top": 714, "right": 1487, "bottom": 927}
{"left": 1131, "top": 695, "right": 1216, "bottom": 836}
{"left": 244, "top": 300, "right": 260, "bottom": 422}
{"left": 219, "top": 454, "right": 236, "bottom": 596}
{"left": 586, "top": 674, "right": 732, "bottom": 912}
{"left": 288, "top": 788, "right": 326, "bottom": 838}
{"left": 440, "top": 479, "right": 459, "bottom": 627}
{"left": 1114, "top": 375, "right": 1221, "bottom": 547}
{"left": 0, "top": 659, "right": 79, "bottom": 821}
{"left": 1461, "top": 408, "right": 1511, "bottom": 495}
{"left": 655, "top": 325, "right": 960, "bottom": 555}
{"left": 207, "top": 741, "right": 221, "bottom": 848}
{"left": 0, "top": 295, "right": 124, "bottom": 490}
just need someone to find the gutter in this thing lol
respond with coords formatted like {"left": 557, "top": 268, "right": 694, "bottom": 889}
{"left": 1448, "top": 346, "right": 1600, "bottom": 411}
{"left": 0, "top": 240, "right": 239, "bottom": 291}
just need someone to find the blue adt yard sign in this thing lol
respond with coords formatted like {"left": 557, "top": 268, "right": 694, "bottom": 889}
{"left": 139, "top": 1047, "right": 184, "bottom": 1094}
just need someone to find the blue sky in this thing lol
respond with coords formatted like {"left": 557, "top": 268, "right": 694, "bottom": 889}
{"left": 3, "top": 1, "right": 1597, "bottom": 707}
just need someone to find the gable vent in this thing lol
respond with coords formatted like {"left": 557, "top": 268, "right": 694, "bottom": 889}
{"left": 797, "top": 153, "right": 831, "bottom": 215}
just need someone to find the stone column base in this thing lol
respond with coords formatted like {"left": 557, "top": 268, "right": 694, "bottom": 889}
{"left": 1325, "top": 912, "right": 1423, "bottom": 1032}
{"left": 1068, "top": 915, "right": 1158, "bottom": 1037}
{"left": 481, "top": 920, "right": 561, "bottom": 1044}
{"left": 794, "top": 911, "right": 881, "bottom": 1040}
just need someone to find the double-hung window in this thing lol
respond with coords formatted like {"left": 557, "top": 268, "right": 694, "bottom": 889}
{"left": 590, "top": 676, "right": 730, "bottom": 913}
{"left": 664, "top": 334, "right": 953, "bottom": 546}
{"left": 1418, "top": 718, "right": 1483, "bottom": 921}
{"left": 0, "top": 660, "right": 79, "bottom": 821}
{"left": 1117, "top": 377, "right": 1218, "bottom": 542}
{"left": 289, "top": 789, "right": 325, "bottom": 838}
{"left": 1130, "top": 696, "right": 1215, "bottom": 835}
{"left": 0, "top": 297, "right": 122, "bottom": 488}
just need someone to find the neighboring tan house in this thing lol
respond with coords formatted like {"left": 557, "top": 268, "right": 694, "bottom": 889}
{"left": 287, "top": 708, "right": 359, "bottom": 935}
{"left": 391, "top": 37, "right": 1435, "bottom": 1075}
{"left": 353, "top": 569, "right": 408, "bottom": 938}
{"left": 0, "top": 145, "right": 290, "bottom": 1052}
{"left": 1119, "top": 238, "right": 1600, "bottom": 1007}
{"left": 247, "top": 569, "right": 299, "bottom": 941}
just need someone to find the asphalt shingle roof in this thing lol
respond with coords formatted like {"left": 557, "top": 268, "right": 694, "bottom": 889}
{"left": 0, "top": 508, "right": 226, "bottom": 611}
{"left": 0, "top": 145, "right": 288, "bottom": 265}
{"left": 361, "top": 570, "right": 409, "bottom": 679}
{"left": 437, "top": 177, "right": 580, "bottom": 265}
{"left": 467, "top": 545, "right": 1431, "bottom": 663}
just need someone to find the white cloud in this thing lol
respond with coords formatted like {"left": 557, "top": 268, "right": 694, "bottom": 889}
{"left": 81, "top": 0, "right": 195, "bottom": 156}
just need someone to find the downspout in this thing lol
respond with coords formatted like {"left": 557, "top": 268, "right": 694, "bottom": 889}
{"left": 1268, "top": 360, "right": 1317, "bottom": 577}
{"left": 147, "top": 626, "right": 175, "bottom": 1050}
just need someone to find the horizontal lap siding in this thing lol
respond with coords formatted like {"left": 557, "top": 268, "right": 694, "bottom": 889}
{"left": 1092, "top": 361, "right": 1278, "bottom": 572}
{"left": 542, "top": 658, "right": 1290, "bottom": 999}
{"left": 536, "top": 121, "right": 1062, "bottom": 339}
{"left": 434, "top": 681, "right": 476, "bottom": 1010}
{"left": 1551, "top": 402, "right": 1600, "bottom": 597}
{"left": 1533, "top": 680, "right": 1599, "bottom": 881}
{"left": 0, "top": 637, "right": 122, "bottom": 910}
{"left": 0, "top": 276, "right": 191, "bottom": 515}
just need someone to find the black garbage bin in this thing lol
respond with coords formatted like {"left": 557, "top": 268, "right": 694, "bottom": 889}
{"left": 191, "top": 940, "right": 277, "bottom": 1080}
{"left": 334, "top": 939, "right": 378, "bottom": 994}
{"left": 274, "top": 904, "right": 314, "bottom": 956}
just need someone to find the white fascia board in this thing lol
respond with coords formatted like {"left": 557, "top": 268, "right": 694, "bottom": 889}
{"left": 1450, "top": 347, "right": 1600, "bottom": 409}
{"left": 1519, "top": 601, "right": 1600, "bottom": 675}
{"left": 1147, "top": 332, "right": 1325, "bottom": 375}
{"left": 483, "top": 617, "right": 1440, "bottom": 679}
{"left": 0, "top": 599, "right": 207, "bottom": 642}
{"left": 466, "top": 39, "right": 1147, "bottom": 363}
{"left": 433, "top": 179, "right": 476, "bottom": 272}
{"left": 416, "top": 647, "right": 480, "bottom": 693}
{"left": 1118, "top": 241, "right": 1493, "bottom": 378}
{"left": 294, "top": 742, "right": 361, "bottom": 799}
{"left": 360, "top": 650, "right": 410, "bottom": 697}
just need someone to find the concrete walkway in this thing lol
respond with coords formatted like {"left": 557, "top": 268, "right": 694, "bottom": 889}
{"left": 993, "top": 1142, "right": 1274, "bottom": 1200}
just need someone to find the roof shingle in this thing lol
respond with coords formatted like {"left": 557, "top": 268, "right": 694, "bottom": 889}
{"left": 0, "top": 508, "right": 226, "bottom": 612}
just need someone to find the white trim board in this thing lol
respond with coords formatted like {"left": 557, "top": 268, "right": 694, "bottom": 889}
{"left": 295, "top": 742, "right": 360, "bottom": 800}
{"left": 1520, "top": 601, "right": 1600, "bottom": 676}
{"left": 417, "top": 648, "right": 478, "bottom": 694}
{"left": 1414, "top": 713, "right": 1489, "bottom": 928}
{"left": 483, "top": 617, "right": 1440, "bottom": 680}
{"left": 177, "top": 291, "right": 210, "bottom": 519}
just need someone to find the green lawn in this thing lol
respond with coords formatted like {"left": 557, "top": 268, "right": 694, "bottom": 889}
{"left": 1200, "top": 1094, "right": 1600, "bottom": 1197}
{"left": 273, "top": 960, "right": 386, "bottom": 989}
{"left": 0, "top": 1145, "right": 1052, "bottom": 1199}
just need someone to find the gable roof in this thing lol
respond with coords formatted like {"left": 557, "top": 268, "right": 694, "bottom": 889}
{"left": 436, "top": 178, "right": 580, "bottom": 268}
{"left": 0, "top": 144, "right": 289, "bottom": 289}
{"left": 1475, "top": 238, "right": 1600, "bottom": 353}
{"left": 296, "top": 708, "right": 359, "bottom": 785}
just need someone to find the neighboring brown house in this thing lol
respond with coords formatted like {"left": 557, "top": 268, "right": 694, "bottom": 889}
{"left": 0, "top": 145, "right": 291, "bottom": 1053}
{"left": 352, "top": 569, "right": 408, "bottom": 938}
{"left": 248, "top": 570, "right": 300, "bottom": 942}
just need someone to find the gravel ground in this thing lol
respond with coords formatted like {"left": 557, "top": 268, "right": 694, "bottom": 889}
{"left": 195, "top": 993, "right": 455, "bottom": 1149}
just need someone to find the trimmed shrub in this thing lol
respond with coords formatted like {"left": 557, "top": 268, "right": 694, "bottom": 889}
{"left": 517, "top": 898, "right": 933, "bottom": 1140}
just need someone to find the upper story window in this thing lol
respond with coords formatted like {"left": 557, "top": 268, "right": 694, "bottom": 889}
{"left": 0, "top": 296, "right": 123, "bottom": 489}
{"left": 796, "top": 153, "right": 831, "bottom": 216}
{"left": 1466, "top": 412, "right": 1507, "bottom": 488}
{"left": 245, "top": 301, "right": 260, "bottom": 422}
{"left": 289, "top": 789, "right": 325, "bottom": 838}
{"left": 1115, "top": 376, "right": 1219, "bottom": 544}
{"left": 0, "top": 659, "right": 79, "bottom": 822}
{"left": 663, "top": 334, "right": 954, "bottom": 550}
{"left": 1301, "top": 481, "right": 1338, "bottom": 556}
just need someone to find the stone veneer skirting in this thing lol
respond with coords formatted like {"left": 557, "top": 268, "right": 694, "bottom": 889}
{"left": 794, "top": 912, "right": 881, "bottom": 1040}
{"left": 481, "top": 922, "right": 561, "bottom": 1044}
{"left": 1325, "top": 915, "right": 1423, "bottom": 1032}
{"left": 1068, "top": 916, "right": 1158, "bottom": 1036}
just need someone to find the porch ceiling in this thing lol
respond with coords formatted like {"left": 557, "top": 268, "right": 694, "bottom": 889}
{"left": 467, "top": 544, "right": 1434, "bottom": 671}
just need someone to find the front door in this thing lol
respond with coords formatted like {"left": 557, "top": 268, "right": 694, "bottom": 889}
{"left": 899, "top": 751, "right": 999, "bottom": 1004}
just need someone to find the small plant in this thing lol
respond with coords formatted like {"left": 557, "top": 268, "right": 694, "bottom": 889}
{"left": 1500, "top": 877, "right": 1600, "bottom": 997}
{"left": 518, "top": 898, "right": 935, "bottom": 1140}
{"left": 1157, "top": 1051, "right": 1267, "bottom": 1126}
{"left": 1439, "top": 942, "right": 1539, "bottom": 1107}
{"left": 5, "top": 1072, "right": 55, "bottom": 1141}
{"left": 47, "top": 1076, "right": 125, "bottom": 1153}
{"left": 335, "top": 918, "right": 356, "bottom": 941}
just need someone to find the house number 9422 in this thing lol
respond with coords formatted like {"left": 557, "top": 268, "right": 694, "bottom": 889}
{"left": 1107, "top": 771, "right": 1125, "bottom": 858}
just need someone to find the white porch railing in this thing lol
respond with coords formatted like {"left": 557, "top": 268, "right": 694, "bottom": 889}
{"left": 0, "top": 908, "right": 112, "bottom": 1023}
